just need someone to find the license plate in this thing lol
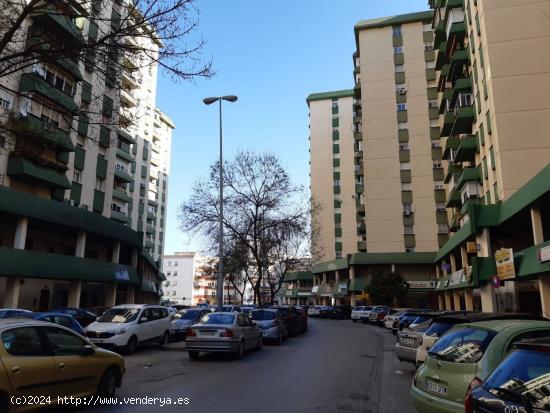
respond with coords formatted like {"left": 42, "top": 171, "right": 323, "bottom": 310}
{"left": 200, "top": 331, "right": 216, "bottom": 336}
{"left": 426, "top": 379, "right": 448, "bottom": 395}
{"left": 401, "top": 337, "right": 415, "bottom": 345}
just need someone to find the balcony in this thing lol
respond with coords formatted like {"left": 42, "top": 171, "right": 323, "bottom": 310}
{"left": 440, "top": 111, "right": 455, "bottom": 137}
{"left": 446, "top": 188, "right": 462, "bottom": 208}
{"left": 449, "top": 49, "right": 470, "bottom": 78}
{"left": 146, "top": 225, "right": 156, "bottom": 234}
{"left": 7, "top": 156, "right": 70, "bottom": 190}
{"left": 112, "top": 189, "right": 131, "bottom": 203}
{"left": 395, "top": 72, "right": 406, "bottom": 84}
{"left": 116, "top": 148, "right": 134, "bottom": 163}
{"left": 394, "top": 53, "right": 404, "bottom": 65}
{"left": 443, "top": 136, "right": 459, "bottom": 161}
{"left": 354, "top": 150, "right": 363, "bottom": 159}
{"left": 111, "top": 209, "right": 130, "bottom": 224}
{"left": 114, "top": 168, "right": 132, "bottom": 183}
{"left": 354, "top": 83, "right": 361, "bottom": 99}
{"left": 451, "top": 106, "right": 475, "bottom": 136}
{"left": 451, "top": 77, "right": 472, "bottom": 104}
{"left": 397, "top": 110, "right": 408, "bottom": 123}
{"left": 439, "top": 87, "right": 451, "bottom": 114}
{"left": 121, "top": 71, "right": 139, "bottom": 90}
{"left": 399, "top": 149, "right": 410, "bottom": 163}
{"left": 120, "top": 89, "right": 137, "bottom": 108}
{"left": 354, "top": 132, "right": 363, "bottom": 141}
{"left": 445, "top": 163, "right": 462, "bottom": 184}
{"left": 145, "top": 239, "right": 155, "bottom": 249}
{"left": 19, "top": 73, "right": 76, "bottom": 113}
{"left": 354, "top": 166, "right": 364, "bottom": 176}
{"left": 424, "top": 49, "right": 435, "bottom": 62}
{"left": 31, "top": 5, "right": 84, "bottom": 44}
{"left": 119, "top": 106, "right": 135, "bottom": 126}
{"left": 434, "top": 20, "right": 446, "bottom": 49}
{"left": 147, "top": 198, "right": 158, "bottom": 207}
{"left": 435, "top": 41, "right": 448, "bottom": 70}
{"left": 454, "top": 135, "right": 478, "bottom": 162}
{"left": 357, "top": 241, "right": 367, "bottom": 252}
{"left": 355, "top": 184, "right": 364, "bottom": 194}
{"left": 456, "top": 167, "right": 481, "bottom": 191}
{"left": 9, "top": 113, "right": 74, "bottom": 152}
{"left": 147, "top": 211, "right": 156, "bottom": 220}
{"left": 398, "top": 129, "right": 409, "bottom": 142}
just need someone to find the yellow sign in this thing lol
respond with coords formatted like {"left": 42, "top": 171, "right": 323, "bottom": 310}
{"left": 495, "top": 248, "right": 515, "bottom": 281}
{"left": 466, "top": 242, "right": 477, "bottom": 253}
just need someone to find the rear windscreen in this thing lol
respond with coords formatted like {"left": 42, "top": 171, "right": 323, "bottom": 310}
{"left": 424, "top": 321, "right": 455, "bottom": 337}
{"left": 429, "top": 327, "right": 496, "bottom": 363}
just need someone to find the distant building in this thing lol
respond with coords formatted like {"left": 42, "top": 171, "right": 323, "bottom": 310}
{"left": 161, "top": 252, "right": 195, "bottom": 306}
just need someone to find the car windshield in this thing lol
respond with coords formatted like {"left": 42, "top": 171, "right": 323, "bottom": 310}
{"left": 97, "top": 308, "right": 139, "bottom": 323}
{"left": 198, "top": 314, "right": 235, "bottom": 325}
{"left": 483, "top": 348, "right": 550, "bottom": 410}
{"left": 250, "top": 311, "right": 276, "bottom": 321}
{"left": 429, "top": 327, "right": 496, "bottom": 363}
{"left": 353, "top": 307, "right": 364, "bottom": 311}
{"left": 424, "top": 321, "right": 455, "bottom": 337}
{"left": 411, "top": 316, "right": 430, "bottom": 324}
{"left": 173, "top": 309, "right": 202, "bottom": 320}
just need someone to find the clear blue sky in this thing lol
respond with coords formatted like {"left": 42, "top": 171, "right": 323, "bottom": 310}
{"left": 156, "top": 0, "right": 429, "bottom": 254}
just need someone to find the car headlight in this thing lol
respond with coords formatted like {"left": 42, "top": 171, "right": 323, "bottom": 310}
{"left": 113, "top": 328, "right": 127, "bottom": 335}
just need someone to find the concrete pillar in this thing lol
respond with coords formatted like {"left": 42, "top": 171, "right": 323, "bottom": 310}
{"left": 460, "top": 247, "right": 468, "bottom": 270}
{"left": 322, "top": 273, "right": 327, "bottom": 284}
{"left": 453, "top": 291, "right": 462, "bottom": 310}
{"left": 14, "top": 217, "right": 28, "bottom": 250}
{"left": 112, "top": 241, "right": 121, "bottom": 264}
{"left": 391, "top": 264, "right": 396, "bottom": 273}
{"left": 450, "top": 254, "right": 457, "bottom": 273}
{"left": 126, "top": 285, "right": 135, "bottom": 304}
{"left": 464, "top": 289, "right": 474, "bottom": 311}
{"left": 480, "top": 284, "right": 496, "bottom": 312}
{"left": 105, "top": 284, "right": 117, "bottom": 307}
{"left": 444, "top": 292, "right": 452, "bottom": 310}
{"left": 131, "top": 248, "right": 139, "bottom": 268}
{"left": 3, "top": 277, "right": 21, "bottom": 308}
{"left": 540, "top": 275, "right": 550, "bottom": 319}
{"left": 67, "top": 281, "right": 82, "bottom": 308}
{"left": 75, "top": 231, "right": 86, "bottom": 258}
{"left": 437, "top": 294, "right": 444, "bottom": 310}
{"left": 5, "top": 217, "right": 29, "bottom": 308}
{"left": 335, "top": 270, "right": 340, "bottom": 283}
{"left": 531, "top": 206, "right": 544, "bottom": 244}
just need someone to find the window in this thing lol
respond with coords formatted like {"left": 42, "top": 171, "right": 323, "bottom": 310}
{"left": 393, "top": 25, "right": 402, "bottom": 36}
{"left": 428, "top": 99, "right": 438, "bottom": 108}
{"left": 433, "top": 161, "right": 442, "bottom": 168}
{"left": 95, "top": 177, "right": 105, "bottom": 191}
{"left": 431, "top": 141, "right": 441, "bottom": 148}
{"left": 0, "top": 88, "right": 13, "bottom": 112}
{"left": 35, "top": 65, "right": 76, "bottom": 96}
{"left": 1, "top": 327, "right": 45, "bottom": 356}
{"left": 73, "top": 171, "right": 81, "bottom": 183}
{"left": 436, "top": 202, "right": 446, "bottom": 211}
{"left": 173, "top": 271, "right": 177, "bottom": 276}
{"left": 438, "top": 224, "right": 448, "bottom": 234}
{"left": 401, "top": 183, "right": 412, "bottom": 191}
{"left": 41, "top": 327, "right": 87, "bottom": 356}
{"left": 399, "top": 143, "right": 409, "bottom": 151}
{"left": 394, "top": 46, "right": 403, "bottom": 54}
{"left": 171, "top": 291, "right": 176, "bottom": 296}
{"left": 403, "top": 204, "right": 413, "bottom": 214}
{"left": 404, "top": 226, "right": 414, "bottom": 235}
{"left": 397, "top": 103, "right": 407, "bottom": 112}
{"left": 111, "top": 203, "right": 122, "bottom": 212}
{"left": 400, "top": 162, "right": 411, "bottom": 170}
{"left": 423, "top": 23, "right": 432, "bottom": 32}
{"left": 424, "top": 42, "right": 434, "bottom": 51}
{"left": 398, "top": 122, "right": 408, "bottom": 130}
{"left": 395, "top": 64, "right": 405, "bottom": 73}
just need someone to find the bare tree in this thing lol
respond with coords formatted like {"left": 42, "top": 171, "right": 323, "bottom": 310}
{"left": 178, "top": 151, "right": 309, "bottom": 307}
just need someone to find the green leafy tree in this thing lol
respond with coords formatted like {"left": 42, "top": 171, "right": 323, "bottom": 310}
{"left": 368, "top": 272, "right": 409, "bottom": 306}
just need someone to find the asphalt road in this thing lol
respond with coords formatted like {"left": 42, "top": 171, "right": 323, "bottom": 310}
{"left": 77, "top": 319, "right": 417, "bottom": 413}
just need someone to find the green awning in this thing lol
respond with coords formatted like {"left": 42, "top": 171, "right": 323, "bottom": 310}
{"left": 445, "top": 163, "right": 462, "bottom": 183}
{"left": 456, "top": 167, "right": 481, "bottom": 190}
{"left": 443, "top": 136, "right": 459, "bottom": 160}
{"left": 0, "top": 246, "right": 139, "bottom": 284}
{"left": 284, "top": 271, "right": 313, "bottom": 282}
{"left": 7, "top": 156, "right": 71, "bottom": 190}
{"left": 454, "top": 135, "right": 478, "bottom": 163}
{"left": 446, "top": 188, "right": 462, "bottom": 208}
{"left": 349, "top": 277, "right": 370, "bottom": 292}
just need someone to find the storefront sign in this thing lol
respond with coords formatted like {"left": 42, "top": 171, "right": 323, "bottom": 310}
{"left": 338, "top": 282, "right": 347, "bottom": 293}
{"left": 466, "top": 242, "right": 478, "bottom": 253}
{"left": 538, "top": 245, "right": 550, "bottom": 263}
{"left": 311, "top": 286, "right": 319, "bottom": 294}
{"left": 495, "top": 248, "right": 515, "bottom": 281}
{"left": 114, "top": 268, "right": 130, "bottom": 281}
{"left": 407, "top": 280, "right": 436, "bottom": 289}
{"left": 449, "top": 269, "right": 465, "bottom": 286}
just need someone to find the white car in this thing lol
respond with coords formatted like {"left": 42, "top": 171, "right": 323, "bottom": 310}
{"left": 307, "top": 306, "right": 321, "bottom": 317}
{"left": 384, "top": 310, "right": 407, "bottom": 329}
{"left": 85, "top": 304, "right": 172, "bottom": 353}
{"left": 351, "top": 306, "right": 372, "bottom": 323}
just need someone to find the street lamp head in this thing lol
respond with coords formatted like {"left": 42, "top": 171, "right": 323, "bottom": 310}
{"left": 221, "top": 95, "right": 238, "bottom": 103}
{"left": 203, "top": 97, "right": 219, "bottom": 105}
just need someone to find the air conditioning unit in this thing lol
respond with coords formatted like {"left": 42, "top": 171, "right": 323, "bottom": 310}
{"left": 397, "top": 88, "right": 407, "bottom": 95}
{"left": 461, "top": 182, "right": 480, "bottom": 203}
{"left": 403, "top": 211, "right": 411, "bottom": 216}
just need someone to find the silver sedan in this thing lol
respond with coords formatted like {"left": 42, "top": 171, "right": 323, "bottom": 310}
{"left": 185, "top": 312, "right": 262, "bottom": 359}
{"left": 249, "top": 309, "right": 288, "bottom": 344}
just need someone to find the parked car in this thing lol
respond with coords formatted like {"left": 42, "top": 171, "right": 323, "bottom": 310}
{"left": 308, "top": 306, "right": 322, "bottom": 317}
{"left": 270, "top": 306, "right": 306, "bottom": 336}
{"left": 351, "top": 306, "right": 372, "bottom": 323}
{"left": 219, "top": 305, "right": 242, "bottom": 313}
{"left": 367, "top": 306, "right": 389, "bottom": 324}
{"left": 470, "top": 338, "right": 550, "bottom": 413}
{"left": 249, "top": 309, "right": 288, "bottom": 344}
{"left": 86, "top": 306, "right": 110, "bottom": 317}
{"left": 0, "top": 309, "right": 32, "bottom": 319}
{"left": 385, "top": 310, "right": 408, "bottom": 329}
{"left": 411, "top": 319, "right": 550, "bottom": 413}
{"left": 170, "top": 305, "right": 190, "bottom": 311}
{"left": 85, "top": 304, "right": 172, "bottom": 354}
{"left": 321, "top": 305, "right": 351, "bottom": 320}
{"left": 185, "top": 312, "right": 262, "bottom": 359}
{"left": 395, "top": 314, "right": 442, "bottom": 364}
{"left": 53, "top": 307, "right": 97, "bottom": 327}
{"left": 0, "top": 319, "right": 125, "bottom": 412}
{"left": 28, "top": 312, "right": 85, "bottom": 336}
{"left": 415, "top": 312, "right": 542, "bottom": 366}
{"left": 170, "top": 308, "right": 211, "bottom": 340}
{"left": 241, "top": 306, "right": 255, "bottom": 315}
{"left": 393, "top": 311, "right": 429, "bottom": 334}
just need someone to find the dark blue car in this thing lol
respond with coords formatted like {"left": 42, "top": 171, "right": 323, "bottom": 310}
{"left": 32, "top": 312, "right": 86, "bottom": 336}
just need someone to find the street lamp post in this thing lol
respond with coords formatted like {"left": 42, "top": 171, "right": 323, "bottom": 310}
{"left": 203, "top": 95, "right": 238, "bottom": 308}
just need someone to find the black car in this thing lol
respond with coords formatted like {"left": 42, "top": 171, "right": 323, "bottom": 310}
{"left": 270, "top": 306, "right": 305, "bottom": 336}
{"left": 470, "top": 338, "right": 550, "bottom": 413}
{"left": 53, "top": 307, "right": 97, "bottom": 327}
{"left": 322, "top": 305, "right": 351, "bottom": 320}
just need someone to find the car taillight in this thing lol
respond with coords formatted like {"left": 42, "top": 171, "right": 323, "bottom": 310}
{"left": 463, "top": 377, "right": 482, "bottom": 413}
{"left": 219, "top": 328, "right": 234, "bottom": 338}
{"left": 186, "top": 328, "right": 196, "bottom": 337}
{"left": 271, "top": 320, "right": 279, "bottom": 327}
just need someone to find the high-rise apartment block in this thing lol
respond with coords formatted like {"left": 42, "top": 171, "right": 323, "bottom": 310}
{"left": 307, "top": 4, "right": 550, "bottom": 316}
{"left": 0, "top": 0, "right": 174, "bottom": 309}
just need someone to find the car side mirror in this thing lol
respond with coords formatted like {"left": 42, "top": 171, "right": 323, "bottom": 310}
{"left": 81, "top": 345, "right": 95, "bottom": 356}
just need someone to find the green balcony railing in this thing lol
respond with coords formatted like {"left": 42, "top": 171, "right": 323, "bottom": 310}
{"left": 7, "top": 156, "right": 70, "bottom": 190}
{"left": 114, "top": 168, "right": 132, "bottom": 183}
{"left": 9, "top": 113, "right": 74, "bottom": 152}
{"left": 112, "top": 189, "right": 131, "bottom": 203}
{"left": 31, "top": 5, "right": 84, "bottom": 44}
{"left": 454, "top": 135, "right": 478, "bottom": 162}
{"left": 111, "top": 209, "right": 130, "bottom": 224}
{"left": 451, "top": 106, "right": 475, "bottom": 136}
{"left": 116, "top": 147, "right": 135, "bottom": 163}
{"left": 19, "top": 73, "right": 76, "bottom": 112}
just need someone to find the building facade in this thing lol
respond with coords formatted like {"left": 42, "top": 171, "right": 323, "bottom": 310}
{"left": 161, "top": 252, "right": 195, "bottom": 306}
{"left": 308, "top": 5, "right": 550, "bottom": 317}
{"left": 0, "top": 0, "right": 172, "bottom": 309}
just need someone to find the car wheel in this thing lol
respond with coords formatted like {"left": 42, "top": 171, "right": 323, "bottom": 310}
{"left": 257, "top": 336, "right": 263, "bottom": 350}
{"left": 188, "top": 351, "right": 200, "bottom": 360}
{"left": 235, "top": 340, "right": 245, "bottom": 359}
{"left": 159, "top": 332, "right": 169, "bottom": 346}
{"left": 352, "top": 319, "right": 357, "bottom": 323}
{"left": 97, "top": 368, "right": 117, "bottom": 397}
{"left": 125, "top": 336, "right": 137, "bottom": 354}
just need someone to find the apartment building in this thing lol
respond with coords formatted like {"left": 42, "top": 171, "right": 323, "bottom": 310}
{"left": 0, "top": 0, "right": 172, "bottom": 309}
{"left": 307, "top": 12, "right": 442, "bottom": 308}
{"left": 161, "top": 252, "right": 195, "bottom": 306}
{"left": 191, "top": 255, "right": 238, "bottom": 305}
{"left": 429, "top": 0, "right": 550, "bottom": 317}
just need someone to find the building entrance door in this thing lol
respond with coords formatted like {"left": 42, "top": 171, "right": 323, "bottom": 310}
{"left": 39, "top": 289, "right": 50, "bottom": 311}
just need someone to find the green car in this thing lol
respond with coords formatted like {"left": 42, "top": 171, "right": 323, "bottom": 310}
{"left": 411, "top": 319, "right": 550, "bottom": 413}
